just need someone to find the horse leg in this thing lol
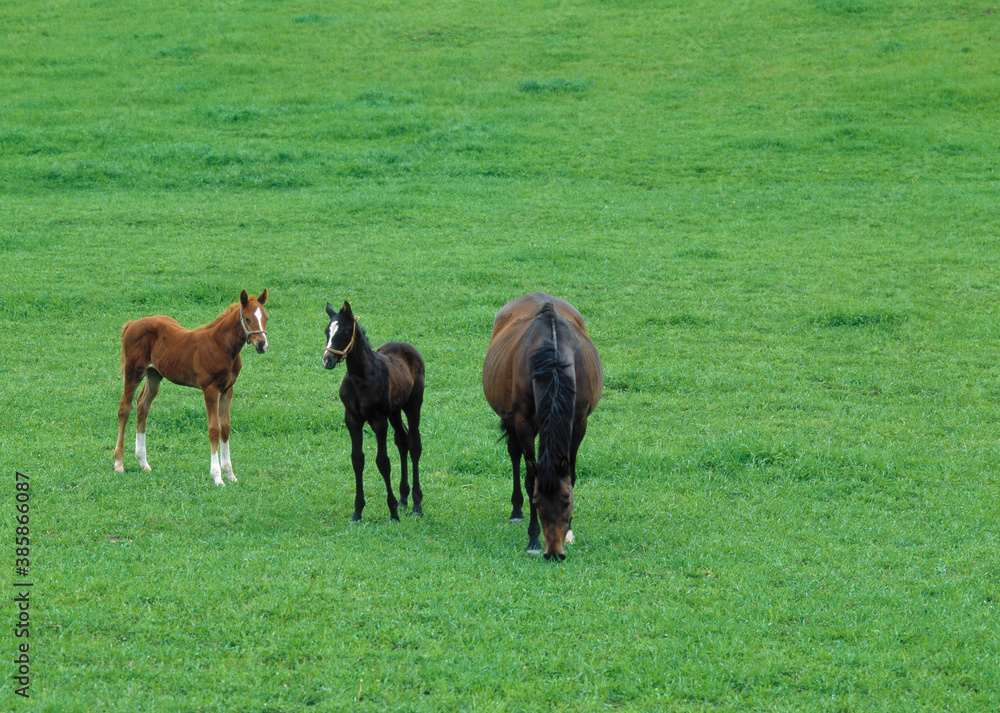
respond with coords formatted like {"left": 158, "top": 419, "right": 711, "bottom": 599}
{"left": 370, "top": 416, "right": 399, "bottom": 521}
{"left": 404, "top": 399, "right": 423, "bottom": 516}
{"left": 388, "top": 411, "right": 410, "bottom": 511}
{"left": 203, "top": 386, "right": 224, "bottom": 486}
{"left": 504, "top": 424, "right": 525, "bottom": 522}
{"left": 515, "top": 415, "right": 541, "bottom": 554}
{"left": 114, "top": 365, "right": 145, "bottom": 472}
{"left": 219, "top": 386, "right": 237, "bottom": 483}
{"left": 346, "top": 411, "right": 367, "bottom": 522}
{"left": 134, "top": 368, "right": 162, "bottom": 472}
{"left": 564, "top": 416, "right": 588, "bottom": 546}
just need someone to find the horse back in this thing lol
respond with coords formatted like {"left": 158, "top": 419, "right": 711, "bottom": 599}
{"left": 484, "top": 293, "right": 602, "bottom": 421}
{"left": 490, "top": 292, "right": 588, "bottom": 340}
{"left": 377, "top": 341, "right": 425, "bottom": 408}
{"left": 121, "top": 316, "right": 184, "bottom": 362}
{"left": 120, "top": 315, "right": 212, "bottom": 388}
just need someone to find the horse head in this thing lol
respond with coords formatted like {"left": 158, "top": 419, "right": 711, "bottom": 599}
{"left": 239, "top": 289, "right": 269, "bottom": 354}
{"left": 322, "top": 301, "right": 359, "bottom": 369}
{"left": 533, "top": 456, "right": 574, "bottom": 561}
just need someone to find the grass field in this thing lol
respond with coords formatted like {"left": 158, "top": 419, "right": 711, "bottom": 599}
{"left": 3, "top": 0, "right": 1000, "bottom": 710}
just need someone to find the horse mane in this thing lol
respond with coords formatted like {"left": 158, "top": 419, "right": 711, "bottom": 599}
{"left": 199, "top": 303, "right": 241, "bottom": 330}
{"left": 531, "top": 303, "right": 576, "bottom": 495}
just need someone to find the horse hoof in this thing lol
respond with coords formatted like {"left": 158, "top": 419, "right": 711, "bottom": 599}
{"left": 114, "top": 462, "right": 124, "bottom": 473}
{"left": 565, "top": 530, "right": 575, "bottom": 544}
{"left": 409, "top": 507, "right": 423, "bottom": 517}
{"left": 526, "top": 547, "right": 542, "bottom": 555}
{"left": 391, "top": 513, "right": 400, "bottom": 521}
{"left": 350, "top": 515, "right": 362, "bottom": 523}
{"left": 509, "top": 516, "right": 525, "bottom": 523}
{"left": 544, "top": 552, "right": 567, "bottom": 562}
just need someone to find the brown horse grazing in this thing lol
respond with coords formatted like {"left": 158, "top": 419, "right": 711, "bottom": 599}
{"left": 322, "top": 301, "right": 425, "bottom": 522}
{"left": 114, "top": 289, "right": 269, "bottom": 486}
{"left": 483, "top": 292, "right": 603, "bottom": 560}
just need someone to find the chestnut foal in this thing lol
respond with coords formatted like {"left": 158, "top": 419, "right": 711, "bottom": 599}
{"left": 114, "top": 289, "right": 269, "bottom": 485}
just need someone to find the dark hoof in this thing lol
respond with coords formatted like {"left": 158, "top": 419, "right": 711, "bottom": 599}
{"left": 391, "top": 512, "right": 400, "bottom": 521}
{"left": 509, "top": 515, "right": 525, "bottom": 523}
{"left": 526, "top": 538, "right": 542, "bottom": 554}
{"left": 544, "top": 552, "right": 567, "bottom": 562}
{"left": 400, "top": 498, "right": 409, "bottom": 510}
{"left": 350, "top": 513, "right": 362, "bottom": 523}
{"left": 409, "top": 506, "right": 423, "bottom": 517}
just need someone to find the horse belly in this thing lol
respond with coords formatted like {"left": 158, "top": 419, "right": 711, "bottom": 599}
{"left": 483, "top": 333, "right": 536, "bottom": 421}
{"left": 384, "top": 367, "right": 413, "bottom": 411}
{"left": 149, "top": 332, "right": 201, "bottom": 388}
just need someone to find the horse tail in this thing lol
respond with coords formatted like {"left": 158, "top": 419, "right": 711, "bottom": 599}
{"left": 530, "top": 303, "right": 576, "bottom": 495}
{"left": 120, "top": 321, "right": 134, "bottom": 377}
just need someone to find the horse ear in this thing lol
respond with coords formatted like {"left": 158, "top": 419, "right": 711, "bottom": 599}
{"left": 342, "top": 301, "right": 354, "bottom": 319}
{"left": 326, "top": 302, "right": 336, "bottom": 318}
{"left": 258, "top": 288, "right": 268, "bottom": 305}
{"left": 240, "top": 290, "right": 249, "bottom": 307}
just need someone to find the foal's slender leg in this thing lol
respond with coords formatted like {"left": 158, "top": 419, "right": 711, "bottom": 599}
{"left": 203, "top": 386, "right": 225, "bottom": 486}
{"left": 370, "top": 416, "right": 400, "bottom": 521}
{"left": 114, "top": 365, "right": 145, "bottom": 472}
{"left": 134, "top": 369, "right": 163, "bottom": 472}
{"left": 345, "top": 411, "right": 367, "bottom": 522}
{"left": 514, "top": 415, "right": 541, "bottom": 553}
{"left": 388, "top": 412, "right": 411, "bottom": 511}
{"left": 404, "top": 399, "right": 423, "bottom": 516}
{"left": 219, "top": 386, "right": 237, "bottom": 483}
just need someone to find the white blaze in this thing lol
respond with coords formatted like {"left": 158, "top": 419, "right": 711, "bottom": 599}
{"left": 325, "top": 320, "right": 340, "bottom": 351}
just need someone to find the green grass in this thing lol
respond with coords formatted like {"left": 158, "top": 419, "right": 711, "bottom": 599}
{"left": 3, "top": 0, "right": 1000, "bottom": 710}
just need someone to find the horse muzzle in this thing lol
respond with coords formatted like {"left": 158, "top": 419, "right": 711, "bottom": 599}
{"left": 541, "top": 524, "right": 569, "bottom": 561}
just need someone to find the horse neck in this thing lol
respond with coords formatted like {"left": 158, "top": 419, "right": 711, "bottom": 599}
{"left": 343, "top": 328, "right": 379, "bottom": 381}
{"left": 211, "top": 306, "right": 247, "bottom": 357}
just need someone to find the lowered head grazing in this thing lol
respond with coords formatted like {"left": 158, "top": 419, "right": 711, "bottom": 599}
{"left": 534, "top": 457, "right": 574, "bottom": 560}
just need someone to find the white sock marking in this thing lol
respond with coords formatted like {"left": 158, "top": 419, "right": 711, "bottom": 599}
{"left": 135, "top": 433, "right": 151, "bottom": 471}
{"left": 220, "top": 441, "right": 237, "bottom": 482}
{"left": 210, "top": 450, "right": 223, "bottom": 485}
